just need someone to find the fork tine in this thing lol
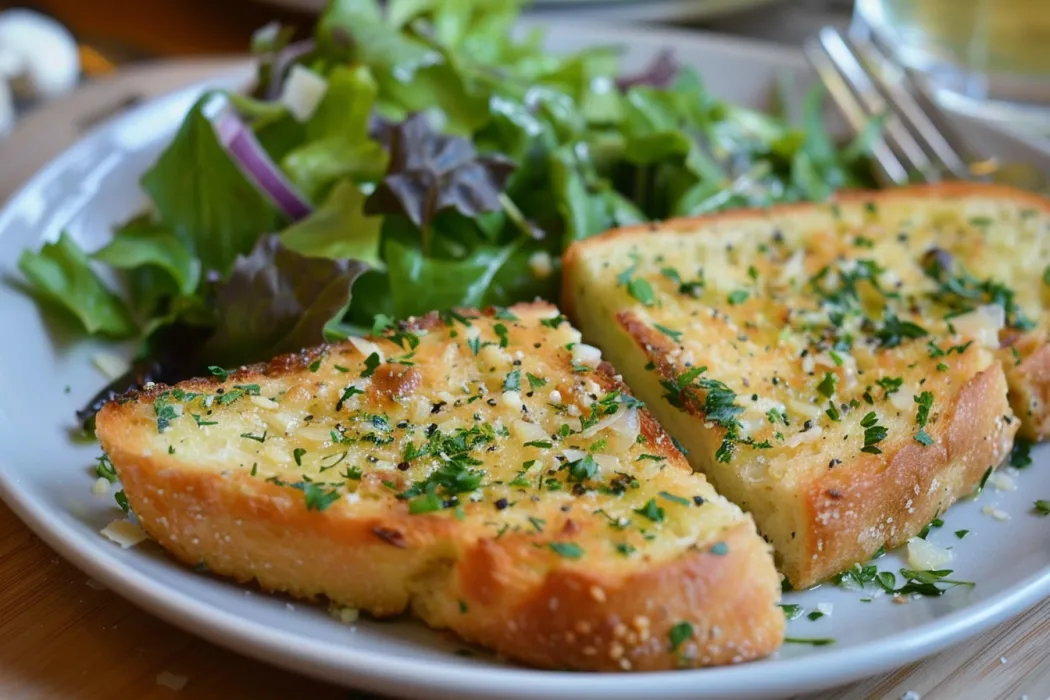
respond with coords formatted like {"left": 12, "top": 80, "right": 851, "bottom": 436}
{"left": 846, "top": 34, "right": 975, "bottom": 181}
{"left": 817, "top": 27, "right": 940, "bottom": 182}
{"left": 803, "top": 37, "right": 910, "bottom": 186}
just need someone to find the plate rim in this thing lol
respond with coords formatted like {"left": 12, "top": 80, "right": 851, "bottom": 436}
{"left": 2, "top": 23, "right": 1050, "bottom": 700}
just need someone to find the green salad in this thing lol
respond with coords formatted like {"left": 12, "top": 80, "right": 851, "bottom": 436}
{"left": 16, "top": 0, "right": 878, "bottom": 420}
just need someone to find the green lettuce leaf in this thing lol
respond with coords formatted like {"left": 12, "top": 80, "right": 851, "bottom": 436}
{"left": 141, "top": 94, "right": 283, "bottom": 276}
{"left": 384, "top": 237, "right": 515, "bottom": 317}
{"left": 281, "top": 65, "right": 387, "bottom": 200}
{"left": 17, "top": 232, "right": 137, "bottom": 338}
{"left": 93, "top": 216, "right": 199, "bottom": 296}
{"left": 279, "top": 180, "right": 383, "bottom": 265}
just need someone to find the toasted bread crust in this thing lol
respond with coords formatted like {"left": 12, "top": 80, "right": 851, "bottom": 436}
{"left": 96, "top": 303, "right": 783, "bottom": 671}
{"left": 799, "top": 363, "right": 1013, "bottom": 584}
{"left": 563, "top": 183, "right": 1037, "bottom": 587}
{"left": 562, "top": 183, "right": 1050, "bottom": 439}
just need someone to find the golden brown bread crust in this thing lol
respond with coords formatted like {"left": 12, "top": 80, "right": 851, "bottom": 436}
{"left": 96, "top": 303, "right": 784, "bottom": 671}
{"left": 797, "top": 363, "right": 1014, "bottom": 585}
{"left": 612, "top": 311, "right": 1015, "bottom": 586}
{"left": 562, "top": 183, "right": 1035, "bottom": 587}
{"left": 562, "top": 182, "right": 1050, "bottom": 440}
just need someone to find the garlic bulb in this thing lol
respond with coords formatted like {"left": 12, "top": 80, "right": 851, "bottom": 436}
{"left": 0, "top": 9, "right": 80, "bottom": 100}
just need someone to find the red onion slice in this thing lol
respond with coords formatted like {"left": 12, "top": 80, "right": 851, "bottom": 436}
{"left": 213, "top": 108, "right": 313, "bottom": 221}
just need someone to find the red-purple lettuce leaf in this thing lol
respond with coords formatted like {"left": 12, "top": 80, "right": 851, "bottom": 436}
{"left": 364, "top": 112, "right": 515, "bottom": 231}
{"left": 200, "top": 234, "right": 367, "bottom": 366}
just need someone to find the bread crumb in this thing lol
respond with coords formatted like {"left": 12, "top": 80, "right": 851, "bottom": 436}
{"left": 328, "top": 604, "right": 359, "bottom": 625}
{"left": 91, "top": 477, "right": 110, "bottom": 496}
{"left": 156, "top": 671, "right": 188, "bottom": 691}
{"left": 981, "top": 505, "right": 1011, "bottom": 521}
{"left": 100, "top": 519, "right": 147, "bottom": 549}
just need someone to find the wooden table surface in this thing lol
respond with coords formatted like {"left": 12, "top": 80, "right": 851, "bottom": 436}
{"left": 1, "top": 16, "right": 1049, "bottom": 700}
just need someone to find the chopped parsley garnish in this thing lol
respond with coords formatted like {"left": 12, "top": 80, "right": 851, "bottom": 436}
{"left": 615, "top": 542, "right": 635, "bottom": 556}
{"left": 922, "top": 255, "right": 1034, "bottom": 330}
{"left": 634, "top": 498, "right": 665, "bottom": 522}
{"left": 336, "top": 385, "right": 364, "bottom": 411}
{"left": 654, "top": 324, "right": 683, "bottom": 342}
{"left": 917, "top": 517, "right": 944, "bottom": 539}
{"left": 874, "top": 313, "right": 928, "bottom": 348}
{"left": 628, "top": 278, "right": 655, "bottom": 306}
{"left": 785, "top": 637, "right": 835, "bottom": 646}
{"left": 825, "top": 402, "right": 841, "bottom": 422}
{"left": 114, "top": 490, "right": 130, "bottom": 514}
{"left": 540, "top": 314, "right": 567, "bottom": 329}
{"left": 191, "top": 414, "right": 217, "bottom": 427}
{"left": 95, "top": 454, "right": 118, "bottom": 483}
{"left": 668, "top": 621, "right": 693, "bottom": 652}
{"left": 860, "top": 411, "right": 887, "bottom": 454}
{"left": 503, "top": 369, "right": 521, "bottom": 392}
{"left": 727, "top": 289, "right": 749, "bottom": 305}
{"left": 154, "top": 394, "right": 180, "bottom": 433}
{"left": 548, "top": 542, "right": 584, "bottom": 559}
{"left": 955, "top": 529, "right": 969, "bottom": 539}
{"left": 308, "top": 357, "right": 323, "bottom": 372}
{"left": 526, "top": 373, "right": 547, "bottom": 390}
{"left": 658, "top": 491, "right": 690, "bottom": 506}
{"left": 567, "top": 454, "right": 598, "bottom": 482}
{"left": 240, "top": 430, "right": 267, "bottom": 443}
{"left": 208, "top": 366, "right": 233, "bottom": 380}
{"left": 875, "top": 376, "right": 902, "bottom": 397}
{"left": 1034, "top": 500, "right": 1050, "bottom": 516}
{"left": 523, "top": 440, "right": 552, "bottom": 448}
{"left": 293, "top": 447, "right": 307, "bottom": 466}
{"left": 292, "top": 482, "right": 341, "bottom": 511}
{"left": 361, "top": 352, "right": 381, "bottom": 378}
{"left": 779, "top": 604, "right": 804, "bottom": 621}
{"left": 493, "top": 323, "right": 510, "bottom": 348}
{"left": 528, "top": 516, "right": 546, "bottom": 532}
{"left": 914, "top": 391, "right": 933, "bottom": 427}
{"left": 817, "top": 372, "right": 837, "bottom": 398}
{"left": 807, "top": 611, "right": 824, "bottom": 621}
{"left": 1010, "top": 438, "right": 1033, "bottom": 468}
{"left": 636, "top": 454, "right": 666, "bottom": 462}
{"left": 493, "top": 307, "right": 518, "bottom": 321}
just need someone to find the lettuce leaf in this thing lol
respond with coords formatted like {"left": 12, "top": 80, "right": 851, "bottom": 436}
{"left": 17, "top": 233, "right": 137, "bottom": 338}
{"left": 141, "top": 94, "right": 283, "bottom": 276}
{"left": 280, "top": 65, "right": 387, "bottom": 201}
{"left": 200, "top": 235, "right": 367, "bottom": 366}
{"left": 279, "top": 181, "right": 383, "bottom": 265}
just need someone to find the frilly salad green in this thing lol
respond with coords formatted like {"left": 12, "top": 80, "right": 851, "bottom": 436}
{"left": 15, "top": 0, "right": 879, "bottom": 424}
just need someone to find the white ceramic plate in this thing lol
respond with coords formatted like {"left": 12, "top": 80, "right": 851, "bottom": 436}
{"left": 1, "top": 22, "right": 1049, "bottom": 700}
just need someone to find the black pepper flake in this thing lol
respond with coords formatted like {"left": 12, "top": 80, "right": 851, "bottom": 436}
{"left": 427, "top": 423, "right": 438, "bottom": 436}
{"left": 494, "top": 498, "right": 509, "bottom": 510}
{"left": 693, "top": 496, "right": 705, "bottom": 505}
{"left": 534, "top": 343, "right": 542, "bottom": 349}
{"left": 397, "top": 461, "right": 410, "bottom": 471}
{"left": 431, "top": 402, "right": 446, "bottom": 414}
{"left": 828, "top": 458, "right": 842, "bottom": 469}
{"left": 486, "top": 398, "right": 498, "bottom": 406}
{"left": 803, "top": 420, "right": 814, "bottom": 432}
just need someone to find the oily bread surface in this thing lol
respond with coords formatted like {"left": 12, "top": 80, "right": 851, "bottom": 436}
{"left": 563, "top": 184, "right": 1039, "bottom": 587}
{"left": 96, "top": 302, "right": 783, "bottom": 671}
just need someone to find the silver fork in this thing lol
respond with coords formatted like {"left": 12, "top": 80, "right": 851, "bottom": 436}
{"left": 804, "top": 25, "right": 997, "bottom": 187}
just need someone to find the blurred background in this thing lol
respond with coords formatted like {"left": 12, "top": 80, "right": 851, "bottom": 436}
{"left": 0, "top": 0, "right": 1046, "bottom": 139}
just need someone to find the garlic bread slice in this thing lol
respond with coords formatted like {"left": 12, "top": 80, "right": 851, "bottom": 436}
{"left": 563, "top": 184, "right": 1043, "bottom": 588}
{"left": 96, "top": 302, "right": 783, "bottom": 671}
